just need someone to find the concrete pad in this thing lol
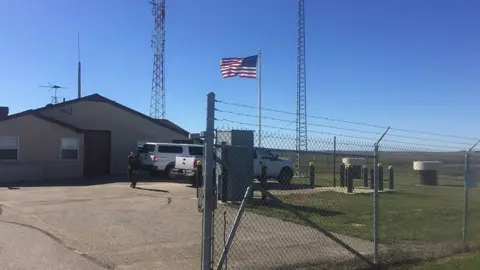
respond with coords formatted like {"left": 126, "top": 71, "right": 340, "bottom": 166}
{"left": 0, "top": 217, "right": 105, "bottom": 270}
{"left": 0, "top": 182, "right": 200, "bottom": 269}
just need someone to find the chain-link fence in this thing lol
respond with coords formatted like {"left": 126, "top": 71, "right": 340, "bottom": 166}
{"left": 199, "top": 92, "right": 480, "bottom": 269}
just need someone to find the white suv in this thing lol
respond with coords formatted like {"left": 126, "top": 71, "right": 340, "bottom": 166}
{"left": 139, "top": 142, "right": 203, "bottom": 179}
{"left": 254, "top": 149, "right": 294, "bottom": 185}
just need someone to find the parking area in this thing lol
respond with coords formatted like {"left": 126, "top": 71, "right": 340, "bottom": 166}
{"left": 0, "top": 179, "right": 201, "bottom": 269}
{"left": 0, "top": 177, "right": 376, "bottom": 269}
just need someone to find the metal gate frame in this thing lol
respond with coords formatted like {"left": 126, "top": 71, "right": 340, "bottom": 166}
{"left": 214, "top": 182, "right": 376, "bottom": 269}
{"left": 200, "top": 92, "right": 387, "bottom": 269}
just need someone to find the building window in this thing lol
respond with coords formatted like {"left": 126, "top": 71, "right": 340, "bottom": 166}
{"left": 0, "top": 137, "right": 19, "bottom": 161}
{"left": 61, "top": 138, "right": 79, "bottom": 160}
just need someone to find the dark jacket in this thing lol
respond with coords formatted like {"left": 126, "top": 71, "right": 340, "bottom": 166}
{"left": 128, "top": 155, "right": 141, "bottom": 171}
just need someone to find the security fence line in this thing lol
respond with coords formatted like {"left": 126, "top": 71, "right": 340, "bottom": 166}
{"left": 199, "top": 92, "right": 480, "bottom": 270}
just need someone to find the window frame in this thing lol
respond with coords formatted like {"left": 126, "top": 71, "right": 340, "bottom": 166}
{"left": 60, "top": 137, "right": 80, "bottom": 161}
{"left": 0, "top": 136, "right": 20, "bottom": 161}
{"left": 157, "top": 145, "right": 183, "bottom": 154}
{"left": 188, "top": 146, "right": 204, "bottom": 156}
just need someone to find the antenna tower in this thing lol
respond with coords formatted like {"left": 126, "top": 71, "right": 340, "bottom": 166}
{"left": 38, "top": 83, "right": 68, "bottom": 105}
{"left": 295, "top": 0, "right": 307, "bottom": 176}
{"left": 150, "top": 0, "right": 166, "bottom": 119}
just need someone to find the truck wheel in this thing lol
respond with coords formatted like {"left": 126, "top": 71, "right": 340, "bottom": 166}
{"left": 278, "top": 167, "right": 293, "bottom": 186}
{"left": 165, "top": 165, "right": 176, "bottom": 180}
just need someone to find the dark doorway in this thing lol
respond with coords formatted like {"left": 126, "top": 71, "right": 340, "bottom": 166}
{"left": 84, "top": 130, "right": 111, "bottom": 177}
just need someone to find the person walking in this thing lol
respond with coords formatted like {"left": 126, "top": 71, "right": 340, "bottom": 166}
{"left": 128, "top": 151, "right": 139, "bottom": 188}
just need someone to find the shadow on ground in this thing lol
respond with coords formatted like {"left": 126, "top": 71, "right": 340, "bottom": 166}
{"left": 134, "top": 187, "right": 169, "bottom": 193}
{"left": 0, "top": 171, "right": 195, "bottom": 188}
{"left": 247, "top": 198, "right": 345, "bottom": 217}
{"left": 265, "top": 182, "right": 313, "bottom": 191}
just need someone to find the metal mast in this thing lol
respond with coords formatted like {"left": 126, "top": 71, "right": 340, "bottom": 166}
{"left": 77, "top": 32, "right": 82, "bottom": 99}
{"left": 150, "top": 0, "right": 166, "bottom": 119}
{"left": 295, "top": 0, "right": 307, "bottom": 176}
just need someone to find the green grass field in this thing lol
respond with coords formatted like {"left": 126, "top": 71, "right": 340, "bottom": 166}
{"left": 242, "top": 162, "right": 480, "bottom": 266}
{"left": 409, "top": 251, "right": 480, "bottom": 269}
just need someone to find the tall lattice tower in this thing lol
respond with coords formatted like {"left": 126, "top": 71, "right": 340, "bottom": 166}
{"left": 150, "top": 0, "right": 166, "bottom": 119}
{"left": 295, "top": 0, "right": 307, "bottom": 176}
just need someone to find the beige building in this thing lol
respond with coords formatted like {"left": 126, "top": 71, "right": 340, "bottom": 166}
{"left": 0, "top": 94, "right": 190, "bottom": 183}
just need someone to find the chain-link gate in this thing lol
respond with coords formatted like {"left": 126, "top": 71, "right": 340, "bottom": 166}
{"left": 200, "top": 93, "right": 383, "bottom": 269}
{"left": 200, "top": 93, "right": 480, "bottom": 270}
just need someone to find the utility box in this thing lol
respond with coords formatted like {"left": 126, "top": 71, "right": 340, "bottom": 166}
{"left": 216, "top": 130, "right": 255, "bottom": 203}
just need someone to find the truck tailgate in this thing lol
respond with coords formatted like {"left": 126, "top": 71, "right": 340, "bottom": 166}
{"left": 175, "top": 156, "right": 198, "bottom": 170}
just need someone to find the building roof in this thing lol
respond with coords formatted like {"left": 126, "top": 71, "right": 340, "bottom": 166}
{"left": 35, "top": 94, "right": 190, "bottom": 136}
{"left": 1, "top": 110, "right": 84, "bottom": 133}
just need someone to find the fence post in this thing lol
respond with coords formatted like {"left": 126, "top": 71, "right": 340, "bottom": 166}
{"left": 463, "top": 150, "right": 470, "bottom": 252}
{"left": 260, "top": 161, "right": 267, "bottom": 200}
{"left": 388, "top": 166, "right": 394, "bottom": 190}
{"left": 370, "top": 168, "right": 374, "bottom": 189}
{"left": 378, "top": 163, "right": 384, "bottom": 191}
{"left": 201, "top": 92, "right": 215, "bottom": 270}
{"left": 309, "top": 162, "right": 315, "bottom": 188}
{"left": 340, "top": 163, "right": 345, "bottom": 187}
{"left": 333, "top": 136, "right": 337, "bottom": 187}
{"left": 346, "top": 164, "right": 353, "bottom": 193}
{"left": 373, "top": 143, "right": 380, "bottom": 265}
{"left": 363, "top": 165, "right": 369, "bottom": 188}
{"left": 373, "top": 126, "right": 389, "bottom": 266}
{"left": 463, "top": 140, "right": 479, "bottom": 252}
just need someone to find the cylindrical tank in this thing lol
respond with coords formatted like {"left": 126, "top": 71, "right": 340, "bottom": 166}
{"left": 342, "top": 158, "right": 366, "bottom": 179}
{"left": 413, "top": 161, "right": 443, "bottom": 186}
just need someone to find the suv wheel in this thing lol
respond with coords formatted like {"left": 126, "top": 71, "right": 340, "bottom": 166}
{"left": 278, "top": 167, "right": 293, "bottom": 186}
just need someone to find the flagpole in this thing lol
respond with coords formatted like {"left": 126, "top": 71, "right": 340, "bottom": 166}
{"left": 258, "top": 48, "right": 262, "bottom": 148}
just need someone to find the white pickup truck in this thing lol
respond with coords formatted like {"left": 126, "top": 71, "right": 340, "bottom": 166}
{"left": 174, "top": 148, "right": 294, "bottom": 185}
{"left": 174, "top": 155, "right": 202, "bottom": 177}
{"left": 139, "top": 142, "right": 203, "bottom": 179}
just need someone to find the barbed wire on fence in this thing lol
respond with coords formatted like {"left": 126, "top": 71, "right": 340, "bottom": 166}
{"left": 207, "top": 95, "right": 480, "bottom": 270}
{"left": 214, "top": 99, "right": 479, "bottom": 153}
{"left": 216, "top": 117, "right": 470, "bottom": 153}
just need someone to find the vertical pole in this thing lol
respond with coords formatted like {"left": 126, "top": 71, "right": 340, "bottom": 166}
{"left": 389, "top": 166, "right": 394, "bottom": 190}
{"left": 363, "top": 165, "right": 369, "bottom": 188}
{"left": 201, "top": 92, "right": 215, "bottom": 270}
{"left": 372, "top": 126, "right": 389, "bottom": 266}
{"left": 346, "top": 165, "right": 353, "bottom": 193}
{"left": 309, "top": 162, "right": 315, "bottom": 188}
{"left": 333, "top": 136, "right": 337, "bottom": 187}
{"left": 339, "top": 164, "right": 345, "bottom": 187}
{"left": 370, "top": 168, "right": 374, "bottom": 189}
{"left": 257, "top": 49, "right": 262, "bottom": 148}
{"left": 260, "top": 161, "right": 267, "bottom": 201}
{"left": 373, "top": 143, "right": 379, "bottom": 265}
{"left": 77, "top": 31, "right": 82, "bottom": 99}
{"left": 378, "top": 163, "right": 384, "bottom": 191}
{"left": 463, "top": 151, "right": 469, "bottom": 251}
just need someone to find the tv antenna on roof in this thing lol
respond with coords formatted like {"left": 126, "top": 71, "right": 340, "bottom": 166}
{"left": 38, "top": 83, "right": 68, "bottom": 105}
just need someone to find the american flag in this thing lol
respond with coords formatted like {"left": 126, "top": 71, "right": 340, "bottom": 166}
{"left": 220, "top": 55, "right": 258, "bottom": 79}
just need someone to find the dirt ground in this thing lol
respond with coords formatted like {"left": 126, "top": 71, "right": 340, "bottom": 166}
{"left": 0, "top": 177, "right": 377, "bottom": 269}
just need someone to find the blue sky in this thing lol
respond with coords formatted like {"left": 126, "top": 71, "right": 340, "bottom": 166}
{"left": 1, "top": 0, "right": 479, "bottom": 150}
